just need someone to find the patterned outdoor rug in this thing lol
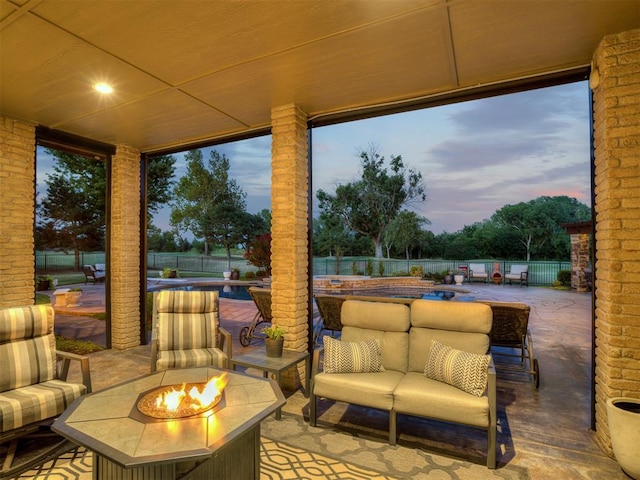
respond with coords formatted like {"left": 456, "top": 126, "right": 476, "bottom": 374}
{"left": 13, "top": 414, "right": 529, "bottom": 480}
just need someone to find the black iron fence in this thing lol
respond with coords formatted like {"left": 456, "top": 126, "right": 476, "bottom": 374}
{"left": 36, "top": 252, "right": 571, "bottom": 286}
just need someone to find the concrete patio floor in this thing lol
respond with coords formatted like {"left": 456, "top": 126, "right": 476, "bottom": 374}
{"left": 47, "top": 281, "right": 628, "bottom": 480}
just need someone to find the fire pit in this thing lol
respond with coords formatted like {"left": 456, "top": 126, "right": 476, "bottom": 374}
{"left": 136, "top": 374, "right": 227, "bottom": 419}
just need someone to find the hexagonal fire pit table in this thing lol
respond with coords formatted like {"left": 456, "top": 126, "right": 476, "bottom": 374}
{"left": 53, "top": 367, "right": 285, "bottom": 480}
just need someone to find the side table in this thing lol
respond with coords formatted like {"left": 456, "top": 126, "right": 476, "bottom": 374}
{"left": 230, "top": 349, "right": 310, "bottom": 419}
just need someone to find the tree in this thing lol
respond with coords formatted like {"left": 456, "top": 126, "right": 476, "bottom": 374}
{"left": 147, "top": 155, "right": 177, "bottom": 223}
{"left": 37, "top": 151, "right": 107, "bottom": 269}
{"left": 313, "top": 212, "right": 352, "bottom": 257}
{"left": 244, "top": 233, "right": 272, "bottom": 276}
{"left": 491, "top": 196, "right": 591, "bottom": 260}
{"left": 317, "top": 144, "right": 426, "bottom": 258}
{"left": 383, "top": 210, "right": 430, "bottom": 259}
{"left": 170, "top": 149, "right": 248, "bottom": 265}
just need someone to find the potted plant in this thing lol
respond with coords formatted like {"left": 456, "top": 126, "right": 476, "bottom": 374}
{"left": 37, "top": 275, "right": 53, "bottom": 291}
{"left": 67, "top": 288, "right": 83, "bottom": 307}
{"left": 230, "top": 268, "right": 240, "bottom": 280}
{"left": 261, "top": 324, "right": 285, "bottom": 357}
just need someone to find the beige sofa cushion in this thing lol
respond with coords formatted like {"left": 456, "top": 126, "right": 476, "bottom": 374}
{"left": 341, "top": 300, "right": 411, "bottom": 372}
{"left": 410, "top": 300, "right": 492, "bottom": 333}
{"left": 313, "top": 370, "right": 404, "bottom": 411}
{"left": 393, "top": 372, "right": 490, "bottom": 428}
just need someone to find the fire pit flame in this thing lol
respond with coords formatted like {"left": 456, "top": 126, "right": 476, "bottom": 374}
{"left": 137, "top": 373, "right": 228, "bottom": 419}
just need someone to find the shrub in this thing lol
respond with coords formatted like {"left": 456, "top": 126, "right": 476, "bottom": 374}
{"left": 366, "top": 259, "right": 373, "bottom": 276}
{"left": 378, "top": 261, "right": 385, "bottom": 277}
{"left": 351, "top": 261, "right": 358, "bottom": 275}
{"left": 557, "top": 270, "right": 572, "bottom": 287}
{"left": 244, "top": 271, "right": 256, "bottom": 279}
{"left": 409, "top": 265, "right": 423, "bottom": 277}
{"left": 256, "top": 270, "right": 268, "bottom": 278}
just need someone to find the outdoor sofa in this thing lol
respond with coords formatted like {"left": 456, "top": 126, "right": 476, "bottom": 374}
{"left": 309, "top": 298, "right": 496, "bottom": 468}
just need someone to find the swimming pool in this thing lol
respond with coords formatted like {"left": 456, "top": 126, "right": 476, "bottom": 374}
{"left": 150, "top": 283, "right": 471, "bottom": 302}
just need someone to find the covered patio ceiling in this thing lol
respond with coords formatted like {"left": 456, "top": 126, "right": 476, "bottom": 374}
{"left": 1, "top": 0, "right": 639, "bottom": 154}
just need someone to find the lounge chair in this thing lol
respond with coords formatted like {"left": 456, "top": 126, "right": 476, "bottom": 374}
{"left": 82, "top": 265, "right": 105, "bottom": 284}
{"left": 505, "top": 265, "right": 529, "bottom": 286}
{"left": 468, "top": 263, "right": 489, "bottom": 283}
{"left": 478, "top": 300, "right": 539, "bottom": 388}
{"left": 0, "top": 305, "right": 91, "bottom": 477}
{"left": 239, "top": 287, "right": 272, "bottom": 347}
{"left": 313, "top": 294, "right": 345, "bottom": 345}
{"left": 150, "top": 290, "right": 231, "bottom": 372}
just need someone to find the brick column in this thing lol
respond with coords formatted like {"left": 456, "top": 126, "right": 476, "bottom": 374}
{"left": 0, "top": 118, "right": 36, "bottom": 307}
{"left": 591, "top": 28, "right": 640, "bottom": 453}
{"left": 110, "top": 144, "right": 141, "bottom": 349}
{"left": 271, "top": 104, "right": 309, "bottom": 388}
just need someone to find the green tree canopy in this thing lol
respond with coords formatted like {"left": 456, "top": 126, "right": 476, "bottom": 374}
{"left": 317, "top": 145, "right": 426, "bottom": 258}
{"left": 170, "top": 149, "right": 249, "bottom": 266}
{"left": 383, "top": 210, "right": 430, "bottom": 259}
{"left": 491, "top": 195, "right": 591, "bottom": 260}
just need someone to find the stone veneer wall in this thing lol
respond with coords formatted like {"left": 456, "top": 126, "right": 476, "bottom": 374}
{"left": 570, "top": 233, "right": 590, "bottom": 292}
{"left": 0, "top": 118, "right": 36, "bottom": 308}
{"left": 271, "top": 104, "right": 309, "bottom": 388}
{"left": 110, "top": 145, "right": 142, "bottom": 349}
{"left": 592, "top": 28, "right": 640, "bottom": 453}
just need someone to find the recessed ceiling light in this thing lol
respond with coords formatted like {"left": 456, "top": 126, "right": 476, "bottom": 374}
{"left": 93, "top": 82, "right": 113, "bottom": 94}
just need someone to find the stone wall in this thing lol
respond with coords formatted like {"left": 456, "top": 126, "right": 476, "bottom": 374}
{"left": 0, "top": 118, "right": 36, "bottom": 307}
{"left": 592, "top": 28, "right": 640, "bottom": 453}
{"left": 110, "top": 144, "right": 142, "bottom": 349}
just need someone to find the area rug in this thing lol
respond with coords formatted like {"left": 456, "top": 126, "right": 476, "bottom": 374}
{"left": 13, "top": 433, "right": 396, "bottom": 480}
{"left": 13, "top": 414, "right": 528, "bottom": 480}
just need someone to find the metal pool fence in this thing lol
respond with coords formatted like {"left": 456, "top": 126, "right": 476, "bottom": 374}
{"left": 36, "top": 252, "right": 571, "bottom": 286}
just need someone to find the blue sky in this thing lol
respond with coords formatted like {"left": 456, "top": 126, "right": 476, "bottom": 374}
{"left": 37, "top": 81, "right": 591, "bottom": 236}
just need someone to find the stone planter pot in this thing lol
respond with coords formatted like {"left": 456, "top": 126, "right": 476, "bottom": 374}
{"left": 230, "top": 270, "right": 240, "bottom": 280}
{"left": 265, "top": 338, "right": 284, "bottom": 357}
{"left": 607, "top": 397, "right": 640, "bottom": 479}
{"left": 67, "top": 291, "right": 82, "bottom": 308}
{"left": 223, "top": 271, "right": 232, "bottom": 280}
{"left": 454, "top": 274, "right": 464, "bottom": 285}
{"left": 443, "top": 274, "right": 453, "bottom": 285}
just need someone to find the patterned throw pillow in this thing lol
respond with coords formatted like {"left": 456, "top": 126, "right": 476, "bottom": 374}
{"left": 323, "top": 336, "right": 385, "bottom": 374}
{"left": 424, "top": 340, "right": 490, "bottom": 397}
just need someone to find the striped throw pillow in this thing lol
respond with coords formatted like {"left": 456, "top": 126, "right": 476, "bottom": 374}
{"left": 424, "top": 340, "right": 490, "bottom": 397}
{"left": 323, "top": 336, "right": 384, "bottom": 374}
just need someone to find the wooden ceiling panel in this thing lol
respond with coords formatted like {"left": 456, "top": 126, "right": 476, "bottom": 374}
{"left": 182, "top": 8, "right": 456, "bottom": 124}
{"left": 31, "top": 0, "right": 442, "bottom": 86}
{"left": 0, "top": 14, "right": 169, "bottom": 127}
{"left": 450, "top": 0, "right": 640, "bottom": 85}
{"left": 55, "top": 89, "right": 246, "bottom": 151}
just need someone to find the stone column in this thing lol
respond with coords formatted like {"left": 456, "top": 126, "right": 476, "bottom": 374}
{"left": 271, "top": 104, "right": 309, "bottom": 388}
{"left": 110, "top": 144, "right": 142, "bottom": 349}
{"left": 0, "top": 118, "right": 36, "bottom": 307}
{"left": 570, "top": 233, "right": 590, "bottom": 292}
{"left": 591, "top": 28, "right": 640, "bottom": 453}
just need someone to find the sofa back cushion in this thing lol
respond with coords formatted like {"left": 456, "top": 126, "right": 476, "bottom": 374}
{"left": 156, "top": 290, "right": 219, "bottom": 351}
{"left": 341, "top": 300, "right": 411, "bottom": 372}
{"left": 407, "top": 300, "right": 492, "bottom": 373}
{"left": 0, "top": 305, "right": 56, "bottom": 392}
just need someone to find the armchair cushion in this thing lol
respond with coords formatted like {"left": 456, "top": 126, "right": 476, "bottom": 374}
{"left": 0, "top": 305, "right": 56, "bottom": 392}
{"left": 0, "top": 380, "right": 85, "bottom": 432}
{"left": 424, "top": 340, "right": 490, "bottom": 397}
{"left": 323, "top": 336, "right": 384, "bottom": 374}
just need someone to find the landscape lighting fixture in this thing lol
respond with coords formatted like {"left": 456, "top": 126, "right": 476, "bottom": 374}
{"left": 93, "top": 82, "right": 113, "bottom": 94}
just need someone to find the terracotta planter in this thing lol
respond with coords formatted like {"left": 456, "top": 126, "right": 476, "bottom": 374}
{"left": 492, "top": 272, "right": 502, "bottom": 284}
{"left": 230, "top": 270, "right": 240, "bottom": 280}
{"left": 607, "top": 397, "right": 640, "bottom": 479}
{"left": 443, "top": 274, "right": 453, "bottom": 285}
{"left": 265, "top": 338, "right": 284, "bottom": 357}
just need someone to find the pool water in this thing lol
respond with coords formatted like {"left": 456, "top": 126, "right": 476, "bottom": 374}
{"left": 167, "top": 285, "right": 253, "bottom": 301}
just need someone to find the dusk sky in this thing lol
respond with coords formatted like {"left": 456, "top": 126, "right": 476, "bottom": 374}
{"left": 37, "top": 80, "right": 591, "bottom": 236}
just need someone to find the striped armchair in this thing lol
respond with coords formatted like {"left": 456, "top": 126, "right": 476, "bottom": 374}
{"left": 150, "top": 290, "right": 231, "bottom": 372}
{"left": 0, "top": 304, "right": 91, "bottom": 474}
